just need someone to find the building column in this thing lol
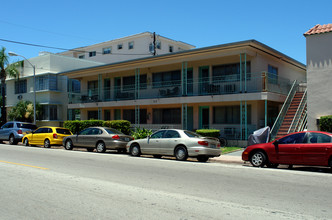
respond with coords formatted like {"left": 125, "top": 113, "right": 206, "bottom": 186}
{"left": 182, "top": 104, "right": 188, "bottom": 130}
{"left": 182, "top": 61, "right": 187, "bottom": 96}
{"left": 135, "top": 105, "right": 140, "bottom": 127}
{"left": 135, "top": 68, "right": 140, "bottom": 100}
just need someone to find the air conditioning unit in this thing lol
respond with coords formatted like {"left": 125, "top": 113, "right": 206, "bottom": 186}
{"left": 17, "top": 95, "right": 23, "bottom": 100}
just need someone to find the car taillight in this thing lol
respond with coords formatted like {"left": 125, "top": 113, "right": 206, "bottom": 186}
{"left": 112, "top": 135, "right": 120, "bottom": 140}
{"left": 53, "top": 133, "right": 58, "bottom": 139}
{"left": 198, "top": 141, "right": 209, "bottom": 146}
{"left": 217, "top": 143, "right": 221, "bottom": 148}
{"left": 17, "top": 130, "right": 22, "bottom": 134}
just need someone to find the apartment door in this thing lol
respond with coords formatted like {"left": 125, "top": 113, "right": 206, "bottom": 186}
{"left": 199, "top": 66, "right": 209, "bottom": 94}
{"left": 199, "top": 106, "right": 210, "bottom": 129}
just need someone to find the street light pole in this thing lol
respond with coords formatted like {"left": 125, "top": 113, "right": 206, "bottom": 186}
{"left": 8, "top": 52, "right": 36, "bottom": 124}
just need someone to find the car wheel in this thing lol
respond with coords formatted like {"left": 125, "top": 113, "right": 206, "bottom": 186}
{"left": 65, "top": 139, "right": 73, "bottom": 150}
{"left": 87, "top": 148, "right": 94, "bottom": 152}
{"left": 175, "top": 146, "right": 188, "bottom": 161}
{"left": 23, "top": 138, "right": 29, "bottom": 147}
{"left": 197, "top": 155, "right": 209, "bottom": 162}
{"left": 96, "top": 142, "right": 106, "bottom": 153}
{"left": 250, "top": 151, "right": 267, "bottom": 167}
{"left": 44, "top": 139, "right": 51, "bottom": 148}
{"left": 9, "top": 135, "right": 17, "bottom": 145}
{"left": 218, "top": 137, "right": 227, "bottom": 147}
{"left": 130, "top": 144, "right": 141, "bottom": 157}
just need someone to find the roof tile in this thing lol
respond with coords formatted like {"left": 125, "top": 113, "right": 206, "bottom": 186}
{"left": 304, "top": 24, "right": 332, "bottom": 36}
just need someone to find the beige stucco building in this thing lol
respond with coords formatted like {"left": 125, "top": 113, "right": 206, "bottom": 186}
{"left": 304, "top": 24, "right": 332, "bottom": 130}
{"left": 62, "top": 40, "right": 306, "bottom": 143}
{"left": 59, "top": 32, "right": 195, "bottom": 64}
{"left": 6, "top": 53, "right": 102, "bottom": 126}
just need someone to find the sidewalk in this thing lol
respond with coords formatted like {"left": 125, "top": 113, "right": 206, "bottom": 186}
{"left": 209, "top": 150, "right": 244, "bottom": 164}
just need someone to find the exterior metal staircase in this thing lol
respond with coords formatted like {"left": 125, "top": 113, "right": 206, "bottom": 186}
{"left": 270, "top": 81, "right": 307, "bottom": 140}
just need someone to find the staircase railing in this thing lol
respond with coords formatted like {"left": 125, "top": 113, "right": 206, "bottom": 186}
{"left": 270, "top": 80, "right": 298, "bottom": 140}
{"left": 288, "top": 89, "right": 307, "bottom": 133}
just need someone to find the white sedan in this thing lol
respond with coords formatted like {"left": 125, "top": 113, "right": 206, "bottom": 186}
{"left": 126, "top": 129, "right": 221, "bottom": 162}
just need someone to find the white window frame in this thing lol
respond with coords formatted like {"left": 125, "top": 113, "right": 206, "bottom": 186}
{"left": 128, "top": 41, "right": 134, "bottom": 50}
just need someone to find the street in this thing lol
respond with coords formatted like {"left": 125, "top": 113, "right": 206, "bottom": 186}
{"left": 0, "top": 144, "right": 331, "bottom": 220}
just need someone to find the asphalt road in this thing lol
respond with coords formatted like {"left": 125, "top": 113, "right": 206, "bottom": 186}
{"left": 0, "top": 144, "right": 331, "bottom": 220}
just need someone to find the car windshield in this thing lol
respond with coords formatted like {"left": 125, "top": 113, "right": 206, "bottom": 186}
{"left": 17, "top": 123, "right": 37, "bottom": 130}
{"left": 184, "top": 130, "right": 202, "bottom": 138}
{"left": 105, "top": 128, "right": 123, "bottom": 135}
{"left": 56, "top": 128, "right": 72, "bottom": 135}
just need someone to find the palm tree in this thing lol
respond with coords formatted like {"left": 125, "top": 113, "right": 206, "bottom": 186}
{"left": 0, "top": 47, "right": 19, "bottom": 125}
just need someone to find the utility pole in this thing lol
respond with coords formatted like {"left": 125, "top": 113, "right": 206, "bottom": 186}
{"left": 153, "top": 32, "right": 156, "bottom": 56}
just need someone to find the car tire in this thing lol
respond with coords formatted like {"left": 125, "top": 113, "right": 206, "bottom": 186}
{"left": 197, "top": 155, "right": 209, "bottom": 162}
{"left": 250, "top": 151, "right": 267, "bottom": 167}
{"left": 65, "top": 139, "right": 73, "bottom": 150}
{"left": 44, "top": 139, "right": 51, "bottom": 148}
{"left": 96, "top": 142, "right": 106, "bottom": 153}
{"left": 9, "top": 135, "right": 17, "bottom": 145}
{"left": 218, "top": 137, "right": 227, "bottom": 147}
{"left": 175, "top": 146, "right": 188, "bottom": 161}
{"left": 130, "top": 144, "right": 141, "bottom": 157}
{"left": 23, "top": 138, "right": 29, "bottom": 147}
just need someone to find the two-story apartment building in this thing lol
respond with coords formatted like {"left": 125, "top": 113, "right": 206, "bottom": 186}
{"left": 62, "top": 40, "right": 306, "bottom": 142}
{"left": 59, "top": 32, "right": 195, "bottom": 64}
{"left": 304, "top": 24, "right": 332, "bottom": 130}
{"left": 6, "top": 52, "right": 102, "bottom": 126}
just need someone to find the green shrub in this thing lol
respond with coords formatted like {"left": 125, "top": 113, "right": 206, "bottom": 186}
{"left": 131, "top": 127, "right": 153, "bottom": 139}
{"left": 195, "top": 129, "right": 220, "bottom": 138}
{"left": 320, "top": 115, "right": 332, "bottom": 132}
{"left": 103, "top": 120, "right": 131, "bottom": 135}
{"left": 63, "top": 120, "right": 104, "bottom": 134}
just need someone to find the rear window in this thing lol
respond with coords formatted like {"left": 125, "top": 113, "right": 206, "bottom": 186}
{"left": 184, "top": 130, "right": 202, "bottom": 138}
{"left": 56, "top": 129, "right": 72, "bottom": 135}
{"left": 105, "top": 128, "right": 123, "bottom": 135}
{"left": 17, "top": 123, "right": 37, "bottom": 130}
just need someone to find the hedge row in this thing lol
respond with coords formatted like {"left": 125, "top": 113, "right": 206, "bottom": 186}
{"left": 319, "top": 115, "right": 332, "bottom": 132}
{"left": 195, "top": 129, "right": 220, "bottom": 138}
{"left": 63, "top": 120, "right": 131, "bottom": 135}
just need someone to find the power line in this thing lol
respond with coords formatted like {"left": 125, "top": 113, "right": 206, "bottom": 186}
{"left": 0, "top": 38, "right": 152, "bottom": 56}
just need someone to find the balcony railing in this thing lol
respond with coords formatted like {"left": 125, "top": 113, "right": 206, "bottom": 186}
{"left": 68, "top": 72, "right": 292, "bottom": 104}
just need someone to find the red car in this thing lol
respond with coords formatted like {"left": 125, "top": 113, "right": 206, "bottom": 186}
{"left": 242, "top": 131, "right": 332, "bottom": 168}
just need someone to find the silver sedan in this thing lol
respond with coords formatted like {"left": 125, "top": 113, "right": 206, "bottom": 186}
{"left": 63, "top": 127, "right": 134, "bottom": 153}
{"left": 126, "top": 129, "right": 221, "bottom": 162}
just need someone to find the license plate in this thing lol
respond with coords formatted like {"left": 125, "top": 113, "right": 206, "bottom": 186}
{"left": 125, "top": 138, "right": 130, "bottom": 142}
{"left": 210, "top": 144, "right": 216, "bottom": 148}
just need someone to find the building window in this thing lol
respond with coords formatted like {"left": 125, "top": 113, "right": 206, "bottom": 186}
{"left": 149, "top": 43, "right": 154, "bottom": 53}
{"left": 213, "top": 105, "right": 251, "bottom": 124}
{"left": 39, "top": 105, "right": 58, "bottom": 120}
{"left": 68, "top": 79, "right": 81, "bottom": 93}
{"left": 128, "top": 41, "right": 134, "bottom": 50}
{"left": 15, "top": 79, "right": 27, "bottom": 94}
{"left": 212, "top": 62, "right": 251, "bottom": 81}
{"left": 89, "top": 51, "right": 96, "bottom": 57}
{"left": 88, "top": 111, "right": 99, "bottom": 120}
{"left": 117, "top": 44, "right": 123, "bottom": 50}
{"left": 152, "top": 70, "right": 181, "bottom": 88}
{"left": 123, "top": 74, "right": 147, "bottom": 90}
{"left": 104, "top": 110, "right": 111, "bottom": 121}
{"left": 169, "top": 45, "right": 173, "bottom": 52}
{"left": 87, "top": 80, "right": 98, "bottom": 95}
{"left": 36, "top": 75, "right": 57, "bottom": 91}
{"left": 123, "top": 109, "right": 147, "bottom": 124}
{"left": 156, "top": 41, "right": 161, "bottom": 49}
{"left": 153, "top": 108, "right": 181, "bottom": 124}
{"left": 78, "top": 54, "right": 85, "bottom": 59}
{"left": 103, "top": 47, "right": 111, "bottom": 54}
{"left": 268, "top": 65, "right": 278, "bottom": 84}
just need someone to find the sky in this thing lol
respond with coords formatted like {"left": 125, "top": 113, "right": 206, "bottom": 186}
{"left": 1, "top": 0, "right": 332, "bottom": 65}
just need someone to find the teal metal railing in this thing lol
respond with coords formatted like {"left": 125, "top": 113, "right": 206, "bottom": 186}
{"left": 68, "top": 72, "right": 292, "bottom": 104}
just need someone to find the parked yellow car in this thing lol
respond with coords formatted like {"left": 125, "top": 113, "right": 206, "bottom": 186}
{"left": 22, "top": 126, "right": 72, "bottom": 148}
